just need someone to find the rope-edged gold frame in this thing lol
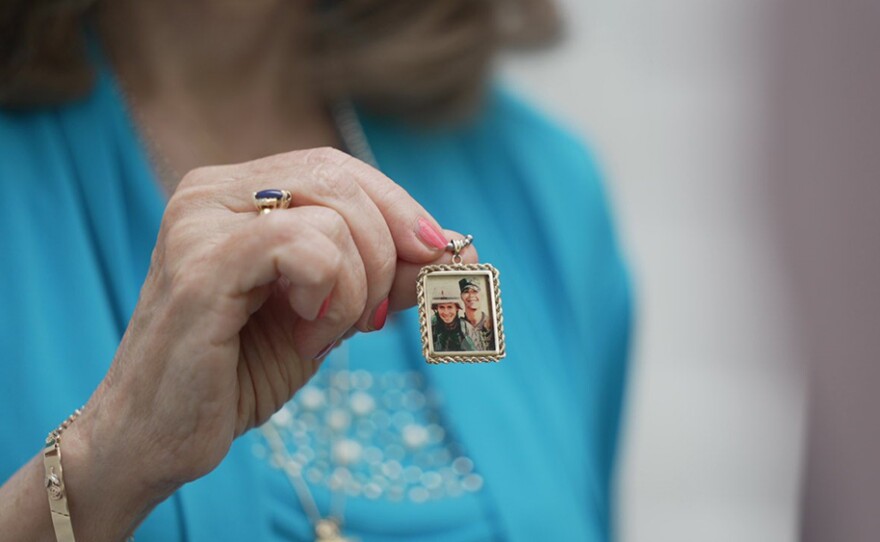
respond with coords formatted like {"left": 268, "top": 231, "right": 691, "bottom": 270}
{"left": 417, "top": 263, "right": 506, "bottom": 364}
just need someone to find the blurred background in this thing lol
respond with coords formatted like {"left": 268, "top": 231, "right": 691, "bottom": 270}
{"left": 500, "top": 0, "right": 879, "bottom": 540}
{"left": 502, "top": 2, "right": 806, "bottom": 539}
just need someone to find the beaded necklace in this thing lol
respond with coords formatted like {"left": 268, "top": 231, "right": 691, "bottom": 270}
{"left": 256, "top": 103, "right": 484, "bottom": 542}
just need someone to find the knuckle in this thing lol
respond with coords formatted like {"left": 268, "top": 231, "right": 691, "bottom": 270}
{"left": 161, "top": 207, "right": 212, "bottom": 259}
{"left": 159, "top": 219, "right": 192, "bottom": 261}
{"left": 373, "top": 247, "right": 397, "bottom": 284}
{"left": 311, "top": 163, "right": 361, "bottom": 201}
{"left": 374, "top": 177, "right": 404, "bottom": 202}
{"left": 303, "top": 146, "right": 349, "bottom": 165}
{"left": 162, "top": 194, "right": 189, "bottom": 227}
{"left": 178, "top": 166, "right": 214, "bottom": 189}
{"left": 327, "top": 274, "right": 368, "bottom": 330}
{"left": 277, "top": 229, "right": 342, "bottom": 288}
{"left": 312, "top": 208, "right": 349, "bottom": 242}
{"left": 352, "top": 264, "right": 369, "bottom": 306}
{"left": 263, "top": 212, "right": 298, "bottom": 246}
{"left": 351, "top": 271, "right": 370, "bottom": 325}
{"left": 379, "top": 185, "right": 417, "bottom": 221}
{"left": 167, "top": 256, "right": 210, "bottom": 308}
{"left": 163, "top": 184, "right": 214, "bottom": 226}
{"left": 309, "top": 246, "right": 343, "bottom": 286}
{"left": 343, "top": 296, "right": 368, "bottom": 329}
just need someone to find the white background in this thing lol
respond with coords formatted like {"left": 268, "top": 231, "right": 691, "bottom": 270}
{"left": 501, "top": 1, "right": 805, "bottom": 540}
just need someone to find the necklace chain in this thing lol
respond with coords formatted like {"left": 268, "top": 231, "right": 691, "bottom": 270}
{"left": 330, "top": 101, "right": 378, "bottom": 168}
{"left": 117, "top": 85, "right": 181, "bottom": 196}
{"left": 261, "top": 342, "right": 357, "bottom": 542}
{"left": 263, "top": 105, "right": 373, "bottom": 541}
{"left": 266, "top": 107, "right": 374, "bottom": 542}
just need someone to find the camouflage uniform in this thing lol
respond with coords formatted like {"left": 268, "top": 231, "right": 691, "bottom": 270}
{"left": 463, "top": 312, "right": 495, "bottom": 352}
{"left": 431, "top": 314, "right": 476, "bottom": 352}
{"left": 458, "top": 277, "right": 495, "bottom": 351}
{"left": 429, "top": 287, "right": 475, "bottom": 352}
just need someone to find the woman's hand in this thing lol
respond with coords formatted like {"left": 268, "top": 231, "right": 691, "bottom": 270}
{"left": 68, "top": 148, "right": 475, "bottom": 506}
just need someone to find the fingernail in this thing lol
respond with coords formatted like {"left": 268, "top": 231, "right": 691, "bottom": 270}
{"left": 370, "top": 298, "right": 389, "bottom": 331}
{"left": 416, "top": 217, "right": 448, "bottom": 251}
{"left": 318, "top": 295, "right": 332, "bottom": 320}
{"left": 315, "top": 342, "right": 335, "bottom": 361}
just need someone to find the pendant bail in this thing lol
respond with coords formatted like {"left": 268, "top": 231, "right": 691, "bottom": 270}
{"left": 446, "top": 234, "right": 473, "bottom": 264}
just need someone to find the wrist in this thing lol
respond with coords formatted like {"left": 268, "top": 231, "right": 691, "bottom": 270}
{"left": 59, "top": 408, "right": 178, "bottom": 540}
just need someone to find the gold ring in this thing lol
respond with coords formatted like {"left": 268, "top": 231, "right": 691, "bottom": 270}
{"left": 253, "top": 189, "right": 292, "bottom": 214}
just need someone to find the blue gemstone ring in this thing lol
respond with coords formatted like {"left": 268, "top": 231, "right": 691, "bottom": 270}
{"left": 253, "top": 189, "right": 292, "bottom": 215}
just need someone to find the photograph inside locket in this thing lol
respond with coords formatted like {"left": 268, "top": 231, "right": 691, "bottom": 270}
{"left": 427, "top": 274, "right": 497, "bottom": 354}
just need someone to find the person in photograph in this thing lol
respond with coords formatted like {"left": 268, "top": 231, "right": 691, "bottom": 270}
{"left": 459, "top": 277, "right": 496, "bottom": 351}
{"left": 431, "top": 288, "right": 477, "bottom": 352}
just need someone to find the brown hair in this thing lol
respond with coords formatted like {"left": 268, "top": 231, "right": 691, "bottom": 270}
{"left": 0, "top": 0, "right": 561, "bottom": 119}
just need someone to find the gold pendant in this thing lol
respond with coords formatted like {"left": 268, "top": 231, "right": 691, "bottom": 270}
{"left": 315, "top": 519, "right": 351, "bottom": 542}
{"left": 417, "top": 236, "right": 506, "bottom": 364}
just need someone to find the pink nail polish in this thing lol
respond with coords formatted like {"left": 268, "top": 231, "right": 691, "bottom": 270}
{"left": 371, "top": 298, "right": 389, "bottom": 331}
{"left": 315, "top": 342, "right": 335, "bottom": 360}
{"left": 318, "top": 295, "right": 332, "bottom": 320}
{"left": 416, "top": 217, "right": 448, "bottom": 251}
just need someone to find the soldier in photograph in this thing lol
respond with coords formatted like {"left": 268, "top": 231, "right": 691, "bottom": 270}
{"left": 459, "top": 278, "right": 495, "bottom": 351}
{"left": 430, "top": 289, "right": 476, "bottom": 352}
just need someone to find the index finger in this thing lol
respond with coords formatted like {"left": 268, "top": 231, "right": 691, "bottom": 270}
{"left": 189, "top": 148, "right": 451, "bottom": 263}
{"left": 299, "top": 148, "right": 451, "bottom": 263}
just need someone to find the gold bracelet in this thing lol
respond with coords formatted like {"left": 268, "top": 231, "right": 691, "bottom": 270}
{"left": 43, "top": 407, "right": 84, "bottom": 542}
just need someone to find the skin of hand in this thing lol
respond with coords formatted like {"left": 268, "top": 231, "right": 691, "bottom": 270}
{"left": 64, "top": 147, "right": 478, "bottom": 519}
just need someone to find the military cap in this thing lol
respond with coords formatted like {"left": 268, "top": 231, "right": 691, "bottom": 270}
{"left": 431, "top": 288, "right": 464, "bottom": 309}
{"left": 459, "top": 277, "right": 481, "bottom": 293}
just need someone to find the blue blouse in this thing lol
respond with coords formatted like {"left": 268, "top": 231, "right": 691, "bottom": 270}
{"left": 0, "top": 53, "right": 633, "bottom": 541}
